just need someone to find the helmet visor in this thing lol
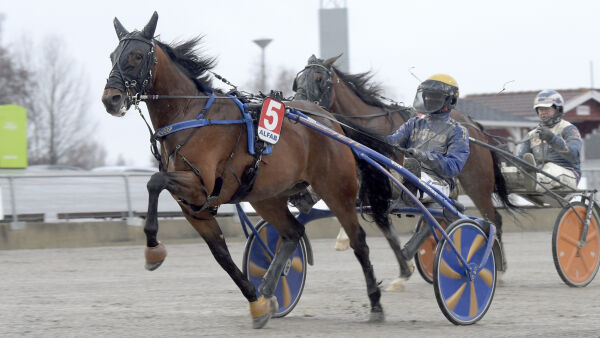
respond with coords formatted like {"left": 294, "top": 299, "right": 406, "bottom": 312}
{"left": 413, "top": 88, "right": 446, "bottom": 113}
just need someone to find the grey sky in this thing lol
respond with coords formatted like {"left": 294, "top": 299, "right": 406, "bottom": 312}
{"left": 2, "top": 0, "right": 599, "bottom": 166}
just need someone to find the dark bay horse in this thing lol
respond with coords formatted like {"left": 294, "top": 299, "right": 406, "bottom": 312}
{"left": 101, "top": 12, "right": 385, "bottom": 328}
{"left": 294, "top": 55, "right": 513, "bottom": 289}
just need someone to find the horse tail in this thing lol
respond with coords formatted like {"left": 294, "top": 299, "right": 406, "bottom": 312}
{"left": 491, "top": 151, "right": 515, "bottom": 209}
{"left": 469, "top": 119, "right": 520, "bottom": 211}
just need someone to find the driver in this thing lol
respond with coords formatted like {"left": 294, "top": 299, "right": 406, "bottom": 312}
{"left": 516, "top": 90, "right": 582, "bottom": 191}
{"left": 387, "top": 74, "right": 470, "bottom": 203}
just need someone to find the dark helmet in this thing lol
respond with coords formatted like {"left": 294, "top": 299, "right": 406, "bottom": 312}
{"left": 413, "top": 74, "right": 459, "bottom": 114}
{"left": 533, "top": 89, "right": 565, "bottom": 127}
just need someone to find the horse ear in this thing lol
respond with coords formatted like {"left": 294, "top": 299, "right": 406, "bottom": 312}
{"left": 113, "top": 17, "right": 129, "bottom": 40}
{"left": 324, "top": 54, "right": 342, "bottom": 68}
{"left": 142, "top": 11, "right": 159, "bottom": 39}
{"left": 308, "top": 54, "right": 317, "bottom": 63}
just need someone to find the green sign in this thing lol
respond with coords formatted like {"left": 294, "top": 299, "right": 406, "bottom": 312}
{"left": 0, "top": 105, "right": 28, "bottom": 168}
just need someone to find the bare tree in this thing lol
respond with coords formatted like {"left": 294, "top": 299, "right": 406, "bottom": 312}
{"left": 243, "top": 58, "right": 264, "bottom": 93}
{"left": 244, "top": 60, "right": 296, "bottom": 99}
{"left": 24, "top": 36, "right": 106, "bottom": 169}
{"left": 272, "top": 67, "right": 296, "bottom": 99}
{"left": 0, "top": 41, "right": 32, "bottom": 105}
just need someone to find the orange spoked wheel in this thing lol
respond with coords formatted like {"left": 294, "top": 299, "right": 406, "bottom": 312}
{"left": 414, "top": 217, "right": 447, "bottom": 284}
{"left": 242, "top": 220, "right": 307, "bottom": 317}
{"left": 552, "top": 202, "right": 600, "bottom": 287}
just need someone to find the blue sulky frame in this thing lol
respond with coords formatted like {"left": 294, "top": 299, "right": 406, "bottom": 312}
{"left": 283, "top": 107, "right": 496, "bottom": 272}
{"left": 237, "top": 106, "right": 497, "bottom": 324}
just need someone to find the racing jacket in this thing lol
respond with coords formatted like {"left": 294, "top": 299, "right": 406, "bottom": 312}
{"left": 516, "top": 119, "right": 582, "bottom": 178}
{"left": 387, "top": 112, "right": 470, "bottom": 185}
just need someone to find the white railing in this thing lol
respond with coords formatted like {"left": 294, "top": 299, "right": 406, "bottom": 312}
{"left": 0, "top": 172, "right": 237, "bottom": 229}
{"left": 2, "top": 168, "right": 598, "bottom": 229}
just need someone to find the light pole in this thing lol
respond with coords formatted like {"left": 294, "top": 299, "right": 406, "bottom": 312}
{"left": 253, "top": 38, "right": 272, "bottom": 92}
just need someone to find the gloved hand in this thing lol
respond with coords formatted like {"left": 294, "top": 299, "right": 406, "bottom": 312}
{"left": 406, "top": 148, "right": 427, "bottom": 162}
{"left": 537, "top": 126, "right": 554, "bottom": 142}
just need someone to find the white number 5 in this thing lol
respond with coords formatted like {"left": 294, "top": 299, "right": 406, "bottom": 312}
{"left": 263, "top": 100, "right": 282, "bottom": 130}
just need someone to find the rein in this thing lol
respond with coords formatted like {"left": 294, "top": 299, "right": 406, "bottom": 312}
{"left": 460, "top": 121, "right": 534, "bottom": 148}
{"left": 292, "top": 107, "right": 407, "bottom": 155}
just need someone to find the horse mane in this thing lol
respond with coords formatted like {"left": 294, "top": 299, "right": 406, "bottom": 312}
{"left": 332, "top": 66, "right": 388, "bottom": 109}
{"left": 154, "top": 36, "right": 217, "bottom": 92}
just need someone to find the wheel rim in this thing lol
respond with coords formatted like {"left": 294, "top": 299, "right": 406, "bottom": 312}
{"left": 415, "top": 219, "right": 446, "bottom": 283}
{"left": 555, "top": 205, "right": 600, "bottom": 286}
{"left": 416, "top": 236, "right": 437, "bottom": 282}
{"left": 246, "top": 223, "right": 306, "bottom": 317}
{"left": 436, "top": 223, "right": 495, "bottom": 324}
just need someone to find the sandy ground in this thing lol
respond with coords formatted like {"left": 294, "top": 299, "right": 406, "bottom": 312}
{"left": 1, "top": 231, "right": 600, "bottom": 338}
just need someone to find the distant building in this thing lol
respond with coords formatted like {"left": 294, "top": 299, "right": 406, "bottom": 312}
{"left": 465, "top": 89, "right": 600, "bottom": 137}
{"left": 456, "top": 99, "right": 536, "bottom": 145}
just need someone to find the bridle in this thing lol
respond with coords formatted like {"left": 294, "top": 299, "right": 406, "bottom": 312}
{"left": 293, "top": 62, "right": 335, "bottom": 108}
{"left": 105, "top": 32, "right": 157, "bottom": 113}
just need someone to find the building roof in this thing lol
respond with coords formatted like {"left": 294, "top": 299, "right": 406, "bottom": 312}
{"left": 456, "top": 99, "right": 536, "bottom": 128}
{"left": 464, "top": 88, "right": 598, "bottom": 118}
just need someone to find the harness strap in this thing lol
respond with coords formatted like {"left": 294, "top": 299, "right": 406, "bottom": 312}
{"left": 227, "top": 142, "right": 267, "bottom": 204}
{"left": 154, "top": 118, "right": 247, "bottom": 139}
{"left": 178, "top": 152, "right": 221, "bottom": 211}
{"left": 197, "top": 90, "right": 216, "bottom": 118}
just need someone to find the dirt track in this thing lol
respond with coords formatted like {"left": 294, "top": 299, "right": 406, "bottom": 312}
{"left": 1, "top": 231, "right": 600, "bottom": 337}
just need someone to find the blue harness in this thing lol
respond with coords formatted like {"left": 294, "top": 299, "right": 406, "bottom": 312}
{"left": 150, "top": 89, "right": 275, "bottom": 207}
{"left": 153, "top": 89, "right": 271, "bottom": 155}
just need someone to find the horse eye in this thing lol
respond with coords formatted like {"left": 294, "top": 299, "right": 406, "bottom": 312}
{"left": 135, "top": 54, "right": 143, "bottom": 61}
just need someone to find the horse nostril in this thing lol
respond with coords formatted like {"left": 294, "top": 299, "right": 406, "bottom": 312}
{"left": 111, "top": 94, "right": 122, "bottom": 104}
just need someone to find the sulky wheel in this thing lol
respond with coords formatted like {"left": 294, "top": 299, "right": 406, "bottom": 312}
{"left": 552, "top": 201, "right": 600, "bottom": 287}
{"left": 433, "top": 219, "right": 496, "bottom": 325}
{"left": 242, "top": 220, "right": 308, "bottom": 318}
{"left": 414, "top": 217, "right": 446, "bottom": 284}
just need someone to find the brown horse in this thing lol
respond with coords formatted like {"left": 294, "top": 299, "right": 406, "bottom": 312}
{"left": 293, "top": 55, "right": 513, "bottom": 288}
{"left": 101, "top": 13, "right": 385, "bottom": 328}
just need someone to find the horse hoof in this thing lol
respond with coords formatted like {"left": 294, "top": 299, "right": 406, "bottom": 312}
{"left": 386, "top": 277, "right": 408, "bottom": 292}
{"left": 145, "top": 260, "right": 164, "bottom": 271}
{"left": 250, "top": 296, "right": 273, "bottom": 329}
{"left": 252, "top": 313, "right": 271, "bottom": 329}
{"left": 268, "top": 296, "right": 279, "bottom": 316}
{"left": 496, "top": 271, "right": 505, "bottom": 286}
{"left": 368, "top": 309, "right": 385, "bottom": 322}
{"left": 334, "top": 238, "right": 350, "bottom": 251}
{"left": 407, "top": 261, "right": 415, "bottom": 275}
{"left": 145, "top": 242, "right": 167, "bottom": 271}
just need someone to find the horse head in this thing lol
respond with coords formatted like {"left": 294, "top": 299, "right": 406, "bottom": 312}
{"left": 293, "top": 54, "right": 341, "bottom": 109}
{"left": 101, "top": 12, "right": 159, "bottom": 116}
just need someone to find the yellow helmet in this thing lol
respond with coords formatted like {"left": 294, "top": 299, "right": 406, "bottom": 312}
{"left": 413, "top": 74, "right": 460, "bottom": 114}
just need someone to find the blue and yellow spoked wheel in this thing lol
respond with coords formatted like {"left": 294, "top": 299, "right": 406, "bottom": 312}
{"left": 433, "top": 220, "right": 496, "bottom": 325}
{"left": 242, "top": 221, "right": 307, "bottom": 318}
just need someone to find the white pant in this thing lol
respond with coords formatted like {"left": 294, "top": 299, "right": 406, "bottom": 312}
{"left": 420, "top": 172, "right": 450, "bottom": 202}
{"left": 536, "top": 162, "right": 577, "bottom": 191}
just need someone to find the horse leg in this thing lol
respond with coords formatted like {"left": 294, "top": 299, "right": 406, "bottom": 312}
{"left": 315, "top": 184, "right": 384, "bottom": 322}
{"left": 368, "top": 211, "right": 414, "bottom": 293}
{"left": 144, "top": 172, "right": 170, "bottom": 270}
{"left": 187, "top": 216, "right": 275, "bottom": 329}
{"left": 251, "top": 197, "right": 304, "bottom": 302}
{"left": 146, "top": 172, "right": 274, "bottom": 328}
{"left": 334, "top": 228, "right": 350, "bottom": 251}
{"left": 339, "top": 211, "right": 384, "bottom": 321}
{"left": 365, "top": 179, "right": 414, "bottom": 292}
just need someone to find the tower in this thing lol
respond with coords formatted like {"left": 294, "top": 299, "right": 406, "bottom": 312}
{"left": 319, "top": 0, "right": 350, "bottom": 72}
